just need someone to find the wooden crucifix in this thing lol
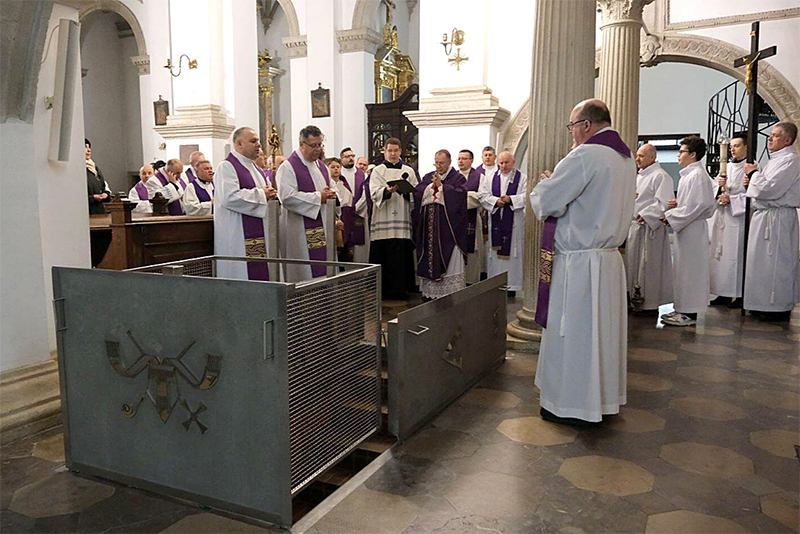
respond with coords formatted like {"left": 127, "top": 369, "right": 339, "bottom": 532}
{"left": 733, "top": 21, "right": 776, "bottom": 315}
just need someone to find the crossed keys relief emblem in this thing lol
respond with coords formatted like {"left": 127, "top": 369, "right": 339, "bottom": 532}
{"left": 106, "top": 329, "right": 221, "bottom": 433}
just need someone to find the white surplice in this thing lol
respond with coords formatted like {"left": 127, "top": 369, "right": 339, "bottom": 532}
{"left": 462, "top": 168, "right": 487, "bottom": 285}
{"left": 744, "top": 145, "right": 800, "bottom": 311}
{"left": 146, "top": 171, "right": 186, "bottom": 212}
{"left": 276, "top": 153, "right": 334, "bottom": 283}
{"left": 625, "top": 162, "right": 674, "bottom": 309}
{"left": 128, "top": 182, "right": 152, "bottom": 213}
{"left": 184, "top": 179, "right": 215, "bottom": 216}
{"left": 479, "top": 169, "right": 526, "bottom": 291}
{"left": 664, "top": 161, "right": 716, "bottom": 313}
{"left": 213, "top": 151, "right": 272, "bottom": 280}
{"left": 530, "top": 131, "right": 635, "bottom": 422}
{"left": 709, "top": 161, "right": 746, "bottom": 298}
{"left": 341, "top": 166, "right": 370, "bottom": 263}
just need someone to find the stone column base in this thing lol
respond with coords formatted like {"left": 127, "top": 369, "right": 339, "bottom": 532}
{"left": 1, "top": 357, "right": 61, "bottom": 445}
{"left": 506, "top": 308, "right": 542, "bottom": 351}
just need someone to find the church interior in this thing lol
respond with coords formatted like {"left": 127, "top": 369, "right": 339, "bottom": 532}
{"left": 1, "top": 0, "right": 799, "bottom": 532}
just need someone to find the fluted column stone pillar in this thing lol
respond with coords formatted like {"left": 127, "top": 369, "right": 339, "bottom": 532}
{"left": 506, "top": 0, "right": 596, "bottom": 350}
{"left": 597, "top": 0, "right": 653, "bottom": 153}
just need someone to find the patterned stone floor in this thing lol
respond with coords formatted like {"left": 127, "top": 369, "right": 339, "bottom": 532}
{"left": 1, "top": 301, "right": 798, "bottom": 533}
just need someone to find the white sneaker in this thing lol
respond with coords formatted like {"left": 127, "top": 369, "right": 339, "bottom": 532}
{"left": 662, "top": 313, "right": 696, "bottom": 326}
{"left": 660, "top": 311, "right": 679, "bottom": 320}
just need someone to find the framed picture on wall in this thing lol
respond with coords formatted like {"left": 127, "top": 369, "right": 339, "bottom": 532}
{"left": 153, "top": 95, "right": 169, "bottom": 126}
{"left": 311, "top": 83, "right": 330, "bottom": 118}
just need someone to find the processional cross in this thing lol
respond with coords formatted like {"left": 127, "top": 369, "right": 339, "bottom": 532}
{"left": 732, "top": 21, "right": 776, "bottom": 316}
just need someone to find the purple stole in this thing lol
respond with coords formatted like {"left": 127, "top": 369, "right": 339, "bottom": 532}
{"left": 476, "top": 165, "right": 491, "bottom": 238}
{"left": 413, "top": 168, "right": 468, "bottom": 281}
{"left": 337, "top": 177, "right": 356, "bottom": 247}
{"left": 347, "top": 168, "right": 367, "bottom": 246}
{"left": 490, "top": 169, "right": 521, "bottom": 258}
{"left": 464, "top": 167, "right": 483, "bottom": 253}
{"left": 534, "top": 129, "right": 631, "bottom": 329}
{"left": 186, "top": 167, "right": 197, "bottom": 183}
{"left": 191, "top": 180, "right": 214, "bottom": 213}
{"left": 155, "top": 169, "right": 186, "bottom": 215}
{"left": 287, "top": 151, "right": 330, "bottom": 278}
{"left": 225, "top": 152, "right": 269, "bottom": 281}
{"left": 134, "top": 181, "right": 148, "bottom": 200}
{"left": 257, "top": 167, "right": 273, "bottom": 186}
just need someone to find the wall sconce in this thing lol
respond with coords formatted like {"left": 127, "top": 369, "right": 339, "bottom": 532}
{"left": 440, "top": 28, "right": 468, "bottom": 71}
{"left": 164, "top": 54, "right": 198, "bottom": 77}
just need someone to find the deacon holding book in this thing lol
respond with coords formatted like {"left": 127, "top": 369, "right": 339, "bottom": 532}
{"left": 214, "top": 127, "right": 278, "bottom": 280}
{"left": 530, "top": 99, "right": 635, "bottom": 426}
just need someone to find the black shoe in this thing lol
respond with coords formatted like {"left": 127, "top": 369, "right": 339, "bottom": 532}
{"left": 507, "top": 290, "right": 516, "bottom": 298}
{"left": 756, "top": 310, "right": 791, "bottom": 322}
{"left": 710, "top": 296, "right": 732, "bottom": 306}
{"left": 540, "top": 408, "right": 596, "bottom": 428}
{"left": 728, "top": 298, "right": 743, "bottom": 309}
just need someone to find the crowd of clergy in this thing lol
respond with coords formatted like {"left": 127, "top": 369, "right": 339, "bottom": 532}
{"left": 85, "top": 100, "right": 799, "bottom": 427}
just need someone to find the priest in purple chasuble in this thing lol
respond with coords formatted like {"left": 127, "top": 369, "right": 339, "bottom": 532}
{"left": 340, "top": 147, "right": 371, "bottom": 263}
{"left": 214, "top": 127, "right": 278, "bottom": 281}
{"left": 184, "top": 160, "right": 215, "bottom": 216}
{"left": 414, "top": 150, "right": 468, "bottom": 299}
{"left": 148, "top": 158, "right": 188, "bottom": 215}
{"left": 457, "top": 149, "right": 488, "bottom": 285}
{"left": 128, "top": 164, "right": 154, "bottom": 214}
{"left": 530, "top": 99, "right": 635, "bottom": 425}
{"left": 276, "top": 125, "right": 338, "bottom": 282}
{"left": 479, "top": 151, "right": 527, "bottom": 292}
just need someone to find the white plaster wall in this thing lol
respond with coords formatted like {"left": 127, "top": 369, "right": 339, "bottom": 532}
{"left": 418, "top": 124, "right": 499, "bottom": 175}
{"left": 304, "top": 1, "right": 338, "bottom": 149}
{"left": 81, "top": 11, "right": 141, "bottom": 193}
{"left": 258, "top": 5, "right": 293, "bottom": 144}
{"left": 339, "top": 51, "right": 374, "bottom": 158}
{"left": 138, "top": 0, "right": 172, "bottom": 164}
{"left": 669, "top": 0, "right": 799, "bottom": 23}
{"left": 1, "top": 4, "right": 91, "bottom": 371}
{"left": 224, "top": 0, "right": 261, "bottom": 136}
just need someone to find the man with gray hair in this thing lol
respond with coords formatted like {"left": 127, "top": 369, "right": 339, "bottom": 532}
{"left": 276, "top": 125, "right": 338, "bottom": 282}
{"left": 743, "top": 121, "right": 800, "bottom": 321}
{"left": 215, "top": 127, "right": 278, "bottom": 280}
{"left": 185, "top": 150, "right": 205, "bottom": 183}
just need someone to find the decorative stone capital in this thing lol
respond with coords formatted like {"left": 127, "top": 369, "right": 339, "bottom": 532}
{"left": 404, "top": 86, "right": 510, "bottom": 128}
{"left": 336, "top": 28, "right": 382, "bottom": 55}
{"left": 282, "top": 35, "right": 308, "bottom": 59}
{"left": 129, "top": 54, "right": 150, "bottom": 75}
{"left": 596, "top": 0, "right": 652, "bottom": 27}
{"left": 640, "top": 33, "right": 661, "bottom": 67}
{"left": 154, "top": 104, "right": 235, "bottom": 140}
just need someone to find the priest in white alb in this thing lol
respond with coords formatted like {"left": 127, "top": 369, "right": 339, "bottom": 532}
{"left": 184, "top": 160, "right": 215, "bottom": 216}
{"left": 128, "top": 164, "right": 154, "bottom": 214}
{"left": 339, "top": 147, "right": 370, "bottom": 263}
{"left": 743, "top": 121, "right": 800, "bottom": 321}
{"left": 625, "top": 143, "right": 674, "bottom": 314}
{"left": 530, "top": 99, "right": 635, "bottom": 426}
{"left": 276, "top": 125, "right": 338, "bottom": 282}
{"left": 214, "top": 127, "right": 278, "bottom": 280}
{"left": 149, "top": 158, "right": 188, "bottom": 215}
{"left": 480, "top": 150, "right": 525, "bottom": 295}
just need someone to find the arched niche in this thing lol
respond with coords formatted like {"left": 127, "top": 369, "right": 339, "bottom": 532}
{"left": 502, "top": 33, "right": 800, "bottom": 158}
{"left": 78, "top": 0, "right": 149, "bottom": 74}
{"left": 274, "top": 0, "right": 300, "bottom": 37}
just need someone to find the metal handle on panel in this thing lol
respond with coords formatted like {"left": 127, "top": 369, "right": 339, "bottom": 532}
{"left": 497, "top": 285, "right": 509, "bottom": 291}
{"left": 406, "top": 324, "right": 429, "bottom": 336}
{"left": 263, "top": 319, "right": 276, "bottom": 360}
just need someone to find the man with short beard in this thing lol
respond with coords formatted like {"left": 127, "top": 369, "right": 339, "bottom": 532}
{"left": 339, "top": 147, "right": 370, "bottom": 262}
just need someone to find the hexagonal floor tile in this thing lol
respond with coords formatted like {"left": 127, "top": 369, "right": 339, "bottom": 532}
{"left": 669, "top": 397, "right": 746, "bottom": 421}
{"left": 739, "top": 359, "right": 800, "bottom": 377}
{"left": 743, "top": 389, "right": 800, "bottom": 411}
{"left": 660, "top": 442, "right": 754, "bottom": 479}
{"left": 628, "top": 373, "right": 673, "bottom": 392}
{"left": 558, "top": 455, "right": 655, "bottom": 496}
{"left": 675, "top": 366, "right": 736, "bottom": 383}
{"left": 606, "top": 408, "right": 666, "bottom": 433}
{"left": 686, "top": 325, "right": 734, "bottom": 337}
{"left": 750, "top": 429, "right": 800, "bottom": 459}
{"left": 443, "top": 470, "right": 543, "bottom": 519}
{"left": 496, "top": 356, "right": 537, "bottom": 376}
{"left": 9, "top": 472, "right": 114, "bottom": 518}
{"left": 496, "top": 416, "right": 577, "bottom": 446}
{"left": 457, "top": 388, "right": 522, "bottom": 410}
{"left": 31, "top": 434, "right": 65, "bottom": 463}
{"left": 160, "top": 513, "right": 271, "bottom": 533}
{"left": 679, "top": 343, "right": 736, "bottom": 356}
{"left": 628, "top": 348, "right": 678, "bottom": 362}
{"left": 645, "top": 510, "right": 748, "bottom": 533}
{"left": 760, "top": 491, "right": 799, "bottom": 532}
{"left": 312, "top": 488, "right": 416, "bottom": 534}
{"left": 740, "top": 339, "right": 794, "bottom": 352}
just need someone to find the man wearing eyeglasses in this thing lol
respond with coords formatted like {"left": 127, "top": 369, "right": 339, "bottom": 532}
{"left": 662, "top": 135, "right": 716, "bottom": 326}
{"left": 530, "top": 99, "right": 635, "bottom": 427}
{"left": 742, "top": 122, "right": 800, "bottom": 321}
{"left": 277, "top": 125, "right": 339, "bottom": 282}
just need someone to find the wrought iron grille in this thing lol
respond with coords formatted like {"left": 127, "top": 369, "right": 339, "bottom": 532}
{"left": 707, "top": 80, "right": 777, "bottom": 176}
{"left": 286, "top": 270, "right": 381, "bottom": 494}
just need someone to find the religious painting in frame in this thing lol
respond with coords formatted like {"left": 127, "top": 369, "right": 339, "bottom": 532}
{"left": 311, "top": 83, "right": 330, "bottom": 118}
{"left": 153, "top": 96, "right": 169, "bottom": 126}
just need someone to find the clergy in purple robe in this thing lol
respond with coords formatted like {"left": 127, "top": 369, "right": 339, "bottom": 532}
{"left": 128, "top": 164, "right": 154, "bottom": 213}
{"left": 184, "top": 160, "right": 215, "bottom": 216}
{"left": 147, "top": 158, "right": 187, "bottom": 215}
{"left": 414, "top": 150, "right": 468, "bottom": 299}
{"left": 340, "top": 147, "right": 370, "bottom": 263}
{"left": 457, "top": 149, "right": 487, "bottom": 284}
{"left": 185, "top": 151, "right": 205, "bottom": 183}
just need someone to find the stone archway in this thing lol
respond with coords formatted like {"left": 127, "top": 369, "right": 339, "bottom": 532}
{"left": 78, "top": 0, "right": 149, "bottom": 74}
{"left": 275, "top": 0, "right": 301, "bottom": 37}
{"left": 502, "top": 33, "right": 800, "bottom": 157}
{"left": 351, "top": 0, "right": 382, "bottom": 31}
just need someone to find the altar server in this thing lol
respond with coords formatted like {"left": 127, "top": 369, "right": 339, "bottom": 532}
{"left": 128, "top": 164, "right": 154, "bottom": 213}
{"left": 184, "top": 160, "right": 215, "bottom": 216}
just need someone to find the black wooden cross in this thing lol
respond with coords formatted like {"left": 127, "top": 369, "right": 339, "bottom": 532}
{"left": 733, "top": 21, "right": 776, "bottom": 315}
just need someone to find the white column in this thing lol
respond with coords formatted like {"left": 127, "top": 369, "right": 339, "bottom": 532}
{"left": 336, "top": 28, "right": 381, "bottom": 158}
{"left": 597, "top": 0, "right": 652, "bottom": 153}
{"left": 506, "top": 0, "right": 596, "bottom": 348}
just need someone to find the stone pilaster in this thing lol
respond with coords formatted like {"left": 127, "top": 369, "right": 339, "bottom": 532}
{"left": 597, "top": 0, "right": 653, "bottom": 153}
{"left": 506, "top": 0, "right": 596, "bottom": 350}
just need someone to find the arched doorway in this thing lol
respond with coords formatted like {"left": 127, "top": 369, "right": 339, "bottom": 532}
{"left": 80, "top": 9, "right": 144, "bottom": 194}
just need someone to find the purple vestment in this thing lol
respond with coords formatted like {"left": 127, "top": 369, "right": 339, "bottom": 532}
{"left": 464, "top": 167, "right": 483, "bottom": 253}
{"left": 490, "top": 169, "right": 521, "bottom": 258}
{"left": 287, "top": 151, "right": 330, "bottom": 278}
{"left": 347, "top": 167, "right": 367, "bottom": 245}
{"left": 191, "top": 180, "right": 214, "bottom": 213}
{"left": 413, "top": 167, "right": 468, "bottom": 281}
{"left": 134, "top": 181, "right": 148, "bottom": 201}
{"left": 186, "top": 167, "right": 197, "bottom": 183}
{"left": 154, "top": 169, "right": 186, "bottom": 215}
{"left": 225, "top": 152, "right": 269, "bottom": 281}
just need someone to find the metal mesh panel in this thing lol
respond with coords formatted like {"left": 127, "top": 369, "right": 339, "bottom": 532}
{"left": 131, "top": 258, "right": 214, "bottom": 277}
{"left": 286, "top": 270, "right": 381, "bottom": 494}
